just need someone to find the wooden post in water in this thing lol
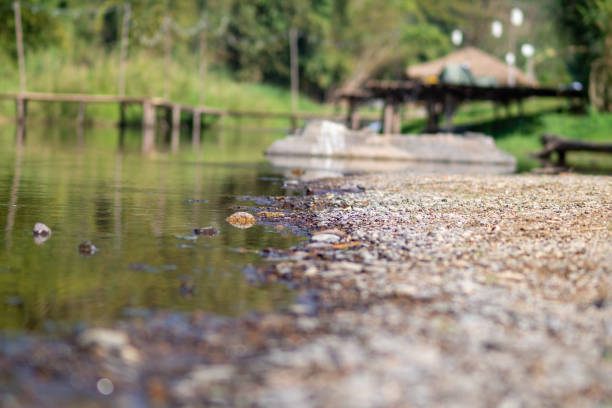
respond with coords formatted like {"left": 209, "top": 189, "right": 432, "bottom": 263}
{"left": 171, "top": 104, "right": 180, "bottom": 152}
{"left": 192, "top": 109, "right": 201, "bottom": 149}
{"left": 289, "top": 27, "right": 299, "bottom": 116}
{"left": 119, "top": 102, "right": 127, "bottom": 127}
{"left": 118, "top": 3, "right": 131, "bottom": 96}
{"left": 77, "top": 102, "right": 86, "bottom": 145}
{"left": 347, "top": 99, "right": 360, "bottom": 130}
{"left": 142, "top": 100, "right": 156, "bottom": 153}
{"left": 290, "top": 114, "right": 298, "bottom": 133}
{"left": 15, "top": 98, "right": 25, "bottom": 125}
{"left": 382, "top": 99, "right": 394, "bottom": 134}
{"left": 392, "top": 104, "right": 402, "bottom": 134}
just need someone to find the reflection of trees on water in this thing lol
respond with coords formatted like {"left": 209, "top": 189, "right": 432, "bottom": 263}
{"left": 5, "top": 125, "right": 25, "bottom": 249}
{"left": 0, "top": 125, "right": 300, "bottom": 330}
{"left": 114, "top": 152, "right": 122, "bottom": 250}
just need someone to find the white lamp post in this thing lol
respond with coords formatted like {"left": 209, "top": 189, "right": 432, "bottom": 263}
{"left": 492, "top": 20, "right": 503, "bottom": 38}
{"left": 511, "top": 8, "right": 524, "bottom": 27}
{"left": 505, "top": 52, "right": 516, "bottom": 86}
{"left": 451, "top": 29, "right": 463, "bottom": 47}
{"left": 521, "top": 43, "right": 535, "bottom": 85}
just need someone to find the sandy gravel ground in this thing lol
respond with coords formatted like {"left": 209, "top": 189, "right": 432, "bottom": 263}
{"left": 2, "top": 173, "right": 611, "bottom": 407}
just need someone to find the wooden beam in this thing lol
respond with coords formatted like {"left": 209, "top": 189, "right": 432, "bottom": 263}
{"left": 347, "top": 99, "right": 360, "bottom": 130}
{"left": 15, "top": 97, "right": 25, "bottom": 125}
{"left": 383, "top": 100, "right": 394, "bottom": 135}
{"left": 142, "top": 100, "right": 155, "bottom": 153}
{"left": 192, "top": 109, "right": 201, "bottom": 149}
{"left": 77, "top": 102, "right": 85, "bottom": 146}
{"left": 171, "top": 104, "right": 180, "bottom": 152}
{"left": 0, "top": 92, "right": 147, "bottom": 104}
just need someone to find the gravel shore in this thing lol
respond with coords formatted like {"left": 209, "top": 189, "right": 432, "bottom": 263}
{"left": 2, "top": 173, "right": 611, "bottom": 407}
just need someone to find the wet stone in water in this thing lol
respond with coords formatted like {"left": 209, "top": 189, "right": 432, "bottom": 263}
{"left": 193, "top": 226, "right": 218, "bottom": 237}
{"left": 78, "top": 241, "right": 98, "bottom": 256}
{"left": 32, "top": 222, "right": 52, "bottom": 245}
{"left": 32, "top": 222, "right": 51, "bottom": 236}
{"left": 226, "top": 212, "right": 256, "bottom": 229}
{"left": 311, "top": 234, "right": 341, "bottom": 244}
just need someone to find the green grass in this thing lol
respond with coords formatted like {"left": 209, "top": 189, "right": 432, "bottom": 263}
{"left": 0, "top": 47, "right": 330, "bottom": 124}
{"left": 403, "top": 99, "right": 612, "bottom": 173}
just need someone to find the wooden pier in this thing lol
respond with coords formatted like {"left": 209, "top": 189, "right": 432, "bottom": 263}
{"left": 340, "top": 80, "right": 587, "bottom": 133}
{"left": 0, "top": 92, "right": 352, "bottom": 152}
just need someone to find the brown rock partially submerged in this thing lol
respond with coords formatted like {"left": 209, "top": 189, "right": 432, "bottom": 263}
{"left": 78, "top": 241, "right": 98, "bottom": 256}
{"left": 193, "top": 226, "right": 219, "bottom": 236}
{"left": 226, "top": 212, "right": 256, "bottom": 229}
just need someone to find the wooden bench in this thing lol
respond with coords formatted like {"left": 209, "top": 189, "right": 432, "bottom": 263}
{"left": 533, "top": 133, "right": 612, "bottom": 166}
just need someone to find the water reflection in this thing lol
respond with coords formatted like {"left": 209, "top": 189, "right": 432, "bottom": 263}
{"left": 0, "top": 123, "right": 300, "bottom": 331}
{"left": 4, "top": 124, "right": 24, "bottom": 249}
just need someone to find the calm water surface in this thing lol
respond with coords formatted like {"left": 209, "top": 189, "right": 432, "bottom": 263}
{"left": 0, "top": 124, "right": 304, "bottom": 331}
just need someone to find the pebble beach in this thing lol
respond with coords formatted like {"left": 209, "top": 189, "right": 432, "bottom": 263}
{"left": 2, "top": 172, "right": 611, "bottom": 407}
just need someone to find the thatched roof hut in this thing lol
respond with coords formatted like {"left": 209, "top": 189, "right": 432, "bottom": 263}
{"left": 406, "top": 46, "right": 535, "bottom": 86}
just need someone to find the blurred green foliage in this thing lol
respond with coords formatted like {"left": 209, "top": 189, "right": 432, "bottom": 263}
{"left": 555, "top": 0, "right": 612, "bottom": 85}
{"left": 0, "top": 0, "right": 590, "bottom": 102}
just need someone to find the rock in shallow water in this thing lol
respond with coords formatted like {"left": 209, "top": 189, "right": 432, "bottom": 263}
{"left": 78, "top": 241, "right": 98, "bottom": 256}
{"left": 311, "top": 233, "right": 341, "bottom": 244}
{"left": 77, "top": 328, "right": 141, "bottom": 364}
{"left": 226, "top": 212, "right": 256, "bottom": 229}
{"left": 32, "top": 222, "right": 52, "bottom": 245}
{"left": 193, "top": 226, "right": 218, "bottom": 236}
{"left": 32, "top": 222, "right": 51, "bottom": 236}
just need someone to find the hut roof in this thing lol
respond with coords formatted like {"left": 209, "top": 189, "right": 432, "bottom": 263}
{"left": 406, "top": 46, "right": 535, "bottom": 86}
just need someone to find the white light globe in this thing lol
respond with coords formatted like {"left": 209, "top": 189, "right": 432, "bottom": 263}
{"left": 505, "top": 52, "right": 516, "bottom": 65}
{"left": 451, "top": 29, "right": 463, "bottom": 46}
{"left": 492, "top": 20, "right": 503, "bottom": 38}
{"left": 511, "top": 8, "right": 524, "bottom": 26}
{"left": 521, "top": 43, "right": 535, "bottom": 57}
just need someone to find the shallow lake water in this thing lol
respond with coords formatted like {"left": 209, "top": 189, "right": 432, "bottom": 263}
{"left": 0, "top": 123, "right": 305, "bottom": 332}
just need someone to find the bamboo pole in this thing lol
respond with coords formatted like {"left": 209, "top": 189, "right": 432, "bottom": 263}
{"left": 199, "top": 25, "right": 207, "bottom": 104}
{"left": 118, "top": 3, "right": 131, "bottom": 96}
{"left": 289, "top": 27, "right": 299, "bottom": 114}
{"left": 163, "top": 16, "right": 171, "bottom": 100}
{"left": 13, "top": 1, "right": 26, "bottom": 93}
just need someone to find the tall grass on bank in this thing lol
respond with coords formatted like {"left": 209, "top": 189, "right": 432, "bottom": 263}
{"left": 0, "top": 47, "right": 328, "bottom": 123}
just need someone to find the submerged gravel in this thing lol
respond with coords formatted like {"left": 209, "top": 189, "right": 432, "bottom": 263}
{"left": 1, "top": 173, "right": 611, "bottom": 407}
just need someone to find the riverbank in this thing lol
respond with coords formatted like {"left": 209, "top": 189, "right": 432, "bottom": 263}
{"left": 1, "top": 172, "right": 611, "bottom": 407}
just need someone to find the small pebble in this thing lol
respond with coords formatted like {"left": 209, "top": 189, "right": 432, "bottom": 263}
{"left": 78, "top": 241, "right": 98, "bottom": 256}
{"left": 32, "top": 223, "right": 52, "bottom": 245}
{"left": 193, "top": 226, "right": 218, "bottom": 236}
{"left": 32, "top": 222, "right": 51, "bottom": 236}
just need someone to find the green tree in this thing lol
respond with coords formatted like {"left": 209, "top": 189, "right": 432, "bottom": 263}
{"left": 556, "top": 0, "right": 612, "bottom": 110}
